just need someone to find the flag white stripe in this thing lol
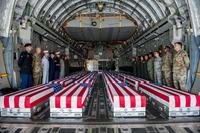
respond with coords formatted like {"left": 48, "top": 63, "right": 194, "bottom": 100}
{"left": 147, "top": 84, "right": 185, "bottom": 107}
{"left": 30, "top": 88, "right": 54, "bottom": 106}
{"left": 18, "top": 86, "right": 48, "bottom": 108}
{"left": 71, "top": 86, "right": 84, "bottom": 108}
{"left": 114, "top": 83, "right": 130, "bottom": 108}
{"left": 125, "top": 86, "right": 141, "bottom": 107}
{"left": 60, "top": 84, "right": 80, "bottom": 108}
{"left": 9, "top": 86, "right": 47, "bottom": 108}
{"left": 139, "top": 87, "right": 169, "bottom": 106}
{"left": 139, "top": 84, "right": 175, "bottom": 107}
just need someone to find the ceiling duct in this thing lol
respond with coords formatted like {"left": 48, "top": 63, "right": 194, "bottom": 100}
{"left": 32, "top": 23, "right": 46, "bottom": 35}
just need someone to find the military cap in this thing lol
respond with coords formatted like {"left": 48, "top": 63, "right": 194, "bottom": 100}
{"left": 43, "top": 50, "right": 49, "bottom": 53}
{"left": 172, "top": 39, "right": 183, "bottom": 45}
{"left": 24, "top": 43, "right": 32, "bottom": 47}
{"left": 56, "top": 52, "right": 60, "bottom": 55}
{"left": 164, "top": 46, "right": 171, "bottom": 49}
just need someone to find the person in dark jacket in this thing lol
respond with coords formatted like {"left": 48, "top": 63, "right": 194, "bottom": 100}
{"left": 49, "top": 52, "right": 55, "bottom": 81}
{"left": 59, "top": 54, "right": 65, "bottom": 79}
{"left": 18, "top": 43, "right": 33, "bottom": 89}
{"left": 54, "top": 52, "right": 61, "bottom": 80}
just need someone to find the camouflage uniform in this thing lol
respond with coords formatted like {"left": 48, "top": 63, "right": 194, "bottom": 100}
{"left": 132, "top": 60, "right": 137, "bottom": 76}
{"left": 143, "top": 60, "right": 148, "bottom": 79}
{"left": 141, "top": 61, "right": 145, "bottom": 78}
{"left": 139, "top": 60, "right": 144, "bottom": 78}
{"left": 136, "top": 59, "right": 140, "bottom": 77}
{"left": 154, "top": 57, "right": 162, "bottom": 85}
{"left": 173, "top": 50, "right": 190, "bottom": 91}
{"left": 144, "top": 60, "right": 149, "bottom": 80}
{"left": 32, "top": 53, "right": 42, "bottom": 85}
{"left": 162, "top": 52, "right": 173, "bottom": 87}
{"left": 147, "top": 58, "right": 154, "bottom": 81}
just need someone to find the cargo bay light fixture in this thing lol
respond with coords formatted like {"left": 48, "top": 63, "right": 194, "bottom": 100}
{"left": 96, "top": 2, "right": 106, "bottom": 12}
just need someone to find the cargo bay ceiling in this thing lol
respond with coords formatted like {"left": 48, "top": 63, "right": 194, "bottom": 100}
{"left": 13, "top": 0, "right": 189, "bottom": 53}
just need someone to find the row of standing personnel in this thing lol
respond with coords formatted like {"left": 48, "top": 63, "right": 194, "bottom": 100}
{"left": 18, "top": 43, "right": 70, "bottom": 89}
{"left": 132, "top": 41, "right": 190, "bottom": 92}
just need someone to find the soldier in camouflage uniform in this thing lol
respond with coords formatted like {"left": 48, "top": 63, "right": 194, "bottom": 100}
{"left": 173, "top": 41, "right": 190, "bottom": 91}
{"left": 140, "top": 56, "right": 145, "bottom": 78}
{"left": 132, "top": 57, "right": 137, "bottom": 76}
{"left": 32, "top": 47, "right": 42, "bottom": 85}
{"left": 154, "top": 51, "right": 162, "bottom": 85}
{"left": 136, "top": 56, "right": 140, "bottom": 77}
{"left": 147, "top": 53, "right": 154, "bottom": 81}
{"left": 162, "top": 46, "right": 173, "bottom": 87}
{"left": 144, "top": 55, "right": 149, "bottom": 80}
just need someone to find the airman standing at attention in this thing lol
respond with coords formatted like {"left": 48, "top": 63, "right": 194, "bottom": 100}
{"left": 132, "top": 57, "right": 137, "bottom": 76}
{"left": 173, "top": 41, "right": 190, "bottom": 91}
{"left": 141, "top": 56, "right": 146, "bottom": 79}
{"left": 144, "top": 55, "right": 149, "bottom": 80}
{"left": 147, "top": 53, "right": 154, "bottom": 81}
{"left": 140, "top": 56, "right": 145, "bottom": 78}
{"left": 42, "top": 50, "right": 49, "bottom": 84}
{"left": 49, "top": 52, "right": 55, "bottom": 81}
{"left": 136, "top": 56, "right": 140, "bottom": 77}
{"left": 32, "top": 47, "right": 42, "bottom": 85}
{"left": 154, "top": 51, "right": 162, "bottom": 85}
{"left": 54, "top": 52, "right": 61, "bottom": 80}
{"left": 64, "top": 55, "right": 70, "bottom": 76}
{"left": 162, "top": 46, "right": 173, "bottom": 87}
{"left": 59, "top": 54, "right": 65, "bottom": 79}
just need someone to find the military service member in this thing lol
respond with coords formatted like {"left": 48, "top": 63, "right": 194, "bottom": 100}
{"left": 64, "top": 55, "right": 70, "bottom": 76}
{"left": 173, "top": 41, "right": 190, "bottom": 91}
{"left": 162, "top": 46, "right": 173, "bottom": 87}
{"left": 32, "top": 47, "right": 42, "bottom": 85}
{"left": 154, "top": 51, "right": 162, "bottom": 85}
{"left": 54, "top": 52, "right": 61, "bottom": 80}
{"left": 132, "top": 57, "right": 137, "bottom": 76}
{"left": 42, "top": 50, "right": 49, "bottom": 84}
{"left": 144, "top": 55, "right": 149, "bottom": 79}
{"left": 136, "top": 56, "right": 141, "bottom": 77}
{"left": 18, "top": 43, "right": 33, "bottom": 89}
{"left": 49, "top": 52, "right": 55, "bottom": 81}
{"left": 140, "top": 56, "right": 145, "bottom": 78}
{"left": 147, "top": 53, "right": 154, "bottom": 81}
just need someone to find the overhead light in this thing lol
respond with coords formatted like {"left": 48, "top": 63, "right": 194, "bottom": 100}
{"left": 20, "top": 19, "right": 27, "bottom": 29}
{"left": 98, "top": 4, "right": 103, "bottom": 11}
{"left": 96, "top": 2, "right": 106, "bottom": 12}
